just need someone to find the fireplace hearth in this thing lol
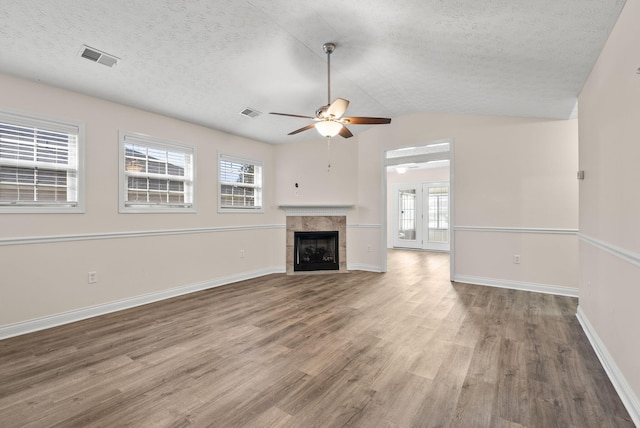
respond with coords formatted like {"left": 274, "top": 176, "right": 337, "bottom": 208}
{"left": 294, "top": 231, "right": 339, "bottom": 271}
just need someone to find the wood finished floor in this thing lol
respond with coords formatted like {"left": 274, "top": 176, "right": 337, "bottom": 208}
{"left": 0, "top": 250, "right": 634, "bottom": 427}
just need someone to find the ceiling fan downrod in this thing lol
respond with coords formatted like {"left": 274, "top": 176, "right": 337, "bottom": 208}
{"left": 323, "top": 43, "right": 335, "bottom": 107}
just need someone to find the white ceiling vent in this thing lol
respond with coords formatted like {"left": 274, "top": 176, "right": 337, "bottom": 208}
{"left": 80, "top": 45, "right": 119, "bottom": 67}
{"left": 239, "top": 107, "right": 261, "bottom": 118}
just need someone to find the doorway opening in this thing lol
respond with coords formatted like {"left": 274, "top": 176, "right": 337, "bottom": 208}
{"left": 382, "top": 140, "right": 454, "bottom": 278}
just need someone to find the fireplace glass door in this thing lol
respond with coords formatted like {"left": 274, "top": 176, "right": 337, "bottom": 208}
{"left": 294, "top": 231, "right": 339, "bottom": 271}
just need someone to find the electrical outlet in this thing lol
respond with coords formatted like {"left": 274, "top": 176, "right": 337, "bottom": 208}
{"left": 513, "top": 255, "right": 521, "bottom": 264}
{"left": 367, "top": 244, "right": 372, "bottom": 252}
{"left": 88, "top": 271, "right": 97, "bottom": 284}
{"left": 240, "top": 249, "right": 245, "bottom": 258}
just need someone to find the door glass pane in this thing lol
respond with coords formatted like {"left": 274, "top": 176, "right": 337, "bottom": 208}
{"left": 398, "top": 189, "right": 416, "bottom": 241}
{"left": 428, "top": 186, "right": 449, "bottom": 243}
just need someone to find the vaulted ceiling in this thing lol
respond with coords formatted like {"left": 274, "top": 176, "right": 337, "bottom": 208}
{"left": 0, "top": 0, "right": 626, "bottom": 144}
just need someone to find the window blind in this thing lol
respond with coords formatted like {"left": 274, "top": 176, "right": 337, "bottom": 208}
{"left": 121, "top": 133, "right": 194, "bottom": 210}
{"left": 219, "top": 154, "right": 262, "bottom": 210}
{"left": 0, "top": 112, "right": 80, "bottom": 207}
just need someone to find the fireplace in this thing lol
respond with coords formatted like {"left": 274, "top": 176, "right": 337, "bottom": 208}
{"left": 281, "top": 206, "right": 351, "bottom": 274}
{"left": 294, "top": 231, "right": 339, "bottom": 271}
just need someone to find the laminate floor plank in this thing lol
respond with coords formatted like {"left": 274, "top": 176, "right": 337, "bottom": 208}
{"left": 338, "top": 371, "right": 429, "bottom": 428}
{"left": 450, "top": 379, "right": 496, "bottom": 427}
{"left": 0, "top": 250, "right": 634, "bottom": 427}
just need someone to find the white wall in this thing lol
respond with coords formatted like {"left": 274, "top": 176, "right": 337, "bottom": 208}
{"left": 578, "top": 0, "right": 640, "bottom": 420}
{"left": 353, "top": 113, "right": 579, "bottom": 292}
{"left": 274, "top": 137, "right": 358, "bottom": 206}
{"left": 0, "top": 73, "right": 284, "bottom": 334}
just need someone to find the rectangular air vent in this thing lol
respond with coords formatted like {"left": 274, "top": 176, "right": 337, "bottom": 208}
{"left": 240, "top": 107, "right": 261, "bottom": 118}
{"left": 80, "top": 45, "right": 119, "bottom": 67}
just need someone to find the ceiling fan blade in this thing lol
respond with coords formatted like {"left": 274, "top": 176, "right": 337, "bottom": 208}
{"left": 270, "top": 112, "right": 316, "bottom": 120}
{"left": 342, "top": 116, "right": 392, "bottom": 125}
{"left": 288, "top": 123, "right": 317, "bottom": 135}
{"left": 338, "top": 126, "right": 353, "bottom": 138}
{"left": 327, "top": 98, "right": 350, "bottom": 119}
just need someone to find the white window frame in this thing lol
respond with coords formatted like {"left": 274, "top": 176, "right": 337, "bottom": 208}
{"left": 119, "top": 131, "right": 195, "bottom": 213}
{"left": 0, "top": 107, "right": 85, "bottom": 213}
{"left": 218, "top": 153, "right": 263, "bottom": 213}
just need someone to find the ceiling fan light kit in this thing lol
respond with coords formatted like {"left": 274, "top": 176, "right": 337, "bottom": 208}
{"left": 315, "top": 120, "right": 343, "bottom": 137}
{"left": 270, "top": 42, "right": 391, "bottom": 139}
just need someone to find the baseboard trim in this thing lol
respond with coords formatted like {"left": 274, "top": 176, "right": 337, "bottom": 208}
{"left": 576, "top": 306, "right": 640, "bottom": 426}
{"left": 0, "top": 266, "right": 285, "bottom": 340}
{"left": 348, "top": 263, "right": 383, "bottom": 272}
{"left": 453, "top": 275, "right": 579, "bottom": 297}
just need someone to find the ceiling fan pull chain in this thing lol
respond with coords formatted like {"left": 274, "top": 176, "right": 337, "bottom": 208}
{"left": 327, "top": 137, "right": 332, "bottom": 172}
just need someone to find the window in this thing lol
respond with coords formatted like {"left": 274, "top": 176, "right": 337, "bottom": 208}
{"left": 398, "top": 189, "right": 416, "bottom": 240}
{"left": 428, "top": 186, "right": 449, "bottom": 230}
{"left": 119, "top": 131, "right": 195, "bottom": 213}
{"left": 218, "top": 154, "right": 262, "bottom": 212}
{"left": 0, "top": 109, "right": 84, "bottom": 213}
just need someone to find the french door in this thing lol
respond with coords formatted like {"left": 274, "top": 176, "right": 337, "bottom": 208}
{"left": 393, "top": 182, "right": 450, "bottom": 251}
{"left": 394, "top": 184, "right": 422, "bottom": 249}
{"left": 424, "top": 182, "right": 450, "bottom": 251}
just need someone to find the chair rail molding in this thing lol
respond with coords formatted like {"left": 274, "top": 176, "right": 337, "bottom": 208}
{"left": 0, "top": 224, "right": 286, "bottom": 246}
{"left": 455, "top": 226, "right": 578, "bottom": 235}
{"left": 579, "top": 233, "right": 640, "bottom": 268}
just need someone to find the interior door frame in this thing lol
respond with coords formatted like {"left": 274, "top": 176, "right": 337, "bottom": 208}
{"left": 380, "top": 139, "right": 455, "bottom": 281}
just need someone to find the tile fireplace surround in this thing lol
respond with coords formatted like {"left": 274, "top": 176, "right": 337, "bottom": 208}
{"left": 281, "top": 206, "right": 351, "bottom": 274}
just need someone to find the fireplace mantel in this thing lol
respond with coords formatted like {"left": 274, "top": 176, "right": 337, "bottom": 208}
{"left": 279, "top": 205, "right": 354, "bottom": 217}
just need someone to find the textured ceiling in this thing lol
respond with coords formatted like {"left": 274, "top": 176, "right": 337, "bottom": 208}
{"left": 0, "top": 0, "right": 626, "bottom": 144}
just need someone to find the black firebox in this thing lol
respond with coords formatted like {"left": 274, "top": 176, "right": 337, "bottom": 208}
{"left": 294, "top": 231, "right": 339, "bottom": 271}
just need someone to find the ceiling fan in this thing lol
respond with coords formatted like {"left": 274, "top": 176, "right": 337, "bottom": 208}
{"left": 270, "top": 42, "right": 391, "bottom": 139}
